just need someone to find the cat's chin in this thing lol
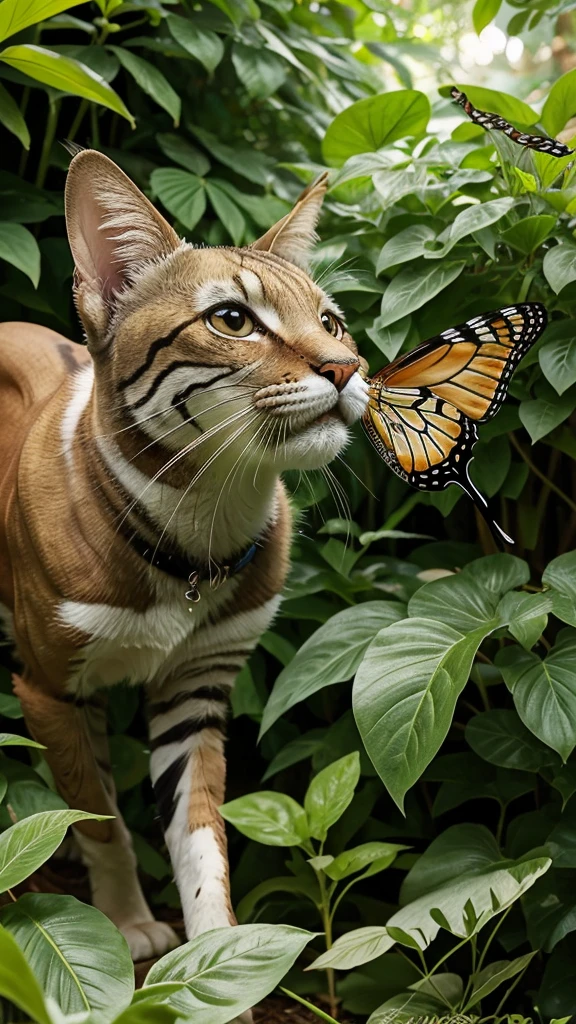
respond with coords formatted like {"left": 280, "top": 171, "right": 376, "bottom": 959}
{"left": 277, "top": 415, "right": 350, "bottom": 469}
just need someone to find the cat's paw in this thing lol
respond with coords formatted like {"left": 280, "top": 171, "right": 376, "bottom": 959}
{"left": 121, "top": 920, "right": 180, "bottom": 961}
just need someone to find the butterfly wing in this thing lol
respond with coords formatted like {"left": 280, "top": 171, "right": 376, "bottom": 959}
{"left": 363, "top": 303, "right": 548, "bottom": 543}
{"left": 372, "top": 303, "right": 547, "bottom": 423}
{"left": 451, "top": 87, "right": 574, "bottom": 158}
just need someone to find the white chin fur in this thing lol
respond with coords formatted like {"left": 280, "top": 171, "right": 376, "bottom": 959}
{"left": 280, "top": 418, "right": 350, "bottom": 469}
{"left": 338, "top": 372, "right": 369, "bottom": 425}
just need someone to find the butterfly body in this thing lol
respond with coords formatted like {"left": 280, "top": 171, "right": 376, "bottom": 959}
{"left": 451, "top": 87, "right": 574, "bottom": 159}
{"left": 363, "top": 303, "right": 548, "bottom": 542}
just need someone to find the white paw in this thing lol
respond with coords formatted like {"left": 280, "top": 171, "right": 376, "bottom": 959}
{"left": 121, "top": 920, "right": 180, "bottom": 961}
{"left": 230, "top": 1013, "right": 253, "bottom": 1024}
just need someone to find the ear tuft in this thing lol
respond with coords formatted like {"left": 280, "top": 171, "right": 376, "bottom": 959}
{"left": 65, "top": 150, "right": 180, "bottom": 305}
{"left": 250, "top": 172, "right": 329, "bottom": 270}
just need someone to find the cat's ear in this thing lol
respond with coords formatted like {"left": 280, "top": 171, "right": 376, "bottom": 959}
{"left": 250, "top": 172, "right": 328, "bottom": 271}
{"left": 65, "top": 149, "right": 181, "bottom": 342}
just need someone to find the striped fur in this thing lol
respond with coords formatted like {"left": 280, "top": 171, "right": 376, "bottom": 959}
{"left": 0, "top": 152, "right": 368, "bottom": 981}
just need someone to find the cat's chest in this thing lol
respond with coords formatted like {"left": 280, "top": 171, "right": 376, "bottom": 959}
{"left": 59, "top": 582, "right": 235, "bottom": 692}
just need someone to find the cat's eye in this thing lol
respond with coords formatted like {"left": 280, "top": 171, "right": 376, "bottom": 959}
{"left": 206, "top": 305, "right": 258, "bottom": 339}
{"left": 321, "top": 311, "right": 344, "bottom": 340}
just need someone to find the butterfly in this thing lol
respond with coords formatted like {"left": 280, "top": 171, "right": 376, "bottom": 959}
{"left": 362, "top": 303, "right": 548, "bottom": 544}
{"left": 451, "top": 87, "right": 574, "bottom": 159}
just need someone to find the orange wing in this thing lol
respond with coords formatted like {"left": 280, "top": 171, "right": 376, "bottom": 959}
{"left": 362, "top": 302, "right": 548, "bottom": 546}
{"left": 372, "top": 303, "right": 547, "bottom": 423}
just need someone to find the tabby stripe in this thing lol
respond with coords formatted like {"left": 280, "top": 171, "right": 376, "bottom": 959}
{"left": 149, "top": 715, "right": 226, "bottom": 751}
{"left": 172, "top": 367, "right": 236, "bottom": 413}
{"left": 153, "top": 752, "right": 188, "bottom": 830}
{"left": 130, "top": 360, "right": 216, "bottom": 411}
{"left": 118, "top": 317, "right": 198, "bottom": 391}
{"left": 150, "top": 686, "right": 230, "bottom": 716}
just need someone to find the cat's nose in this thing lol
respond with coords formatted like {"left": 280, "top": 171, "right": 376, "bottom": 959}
{"left": 317, "top": 360, "right": 360, "bottom": 392}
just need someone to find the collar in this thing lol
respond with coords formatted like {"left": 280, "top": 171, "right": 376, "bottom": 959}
{"left": 126, "top": 530, "right": 260, "bottom": 603}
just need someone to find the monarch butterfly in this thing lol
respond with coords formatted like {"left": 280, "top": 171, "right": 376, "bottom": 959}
{"left": 362, "top": 303, "right": 548, "bottom": 543}
{"left": 451, "top": 87, "right": 574, "bottom": 159}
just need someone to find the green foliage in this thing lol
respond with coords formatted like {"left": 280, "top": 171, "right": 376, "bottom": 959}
{"left": 3, "top": 0, "right": 576, "bottom": 1017}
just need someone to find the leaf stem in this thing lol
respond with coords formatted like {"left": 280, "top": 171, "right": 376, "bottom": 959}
{"left": 279, "top": 988, "right": 339, "bottom": 1024}
{"left": 509, "top": 434, "right": 576, "bottom": 513}
{"left": 67, "top": 99, "right": 90, "bottom": 144}
{"left": 35, "top": 98, "right": 60, "bottom": 189}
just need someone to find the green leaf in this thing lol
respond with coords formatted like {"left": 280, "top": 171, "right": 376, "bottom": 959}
{"left": 156, "top": 134, "right": 210, "bottom": 177}
{"left": 0, "top": 45, "right": 133, "bottom": 124}
{"left": 144, "top": 925, "right": 315, "bottom": 1022}
{"left": 0, "top": 809, "right": 111, "bottom": 892}
{"left": 325, "top": 841, "right": 408, "bottom": 881}
{"left": 0, "top": 0, "right": 84, "bottom": 43}
{"left": 308, "top": 926, "right": 393, "bottom": 971}
{"left": 190, "top": 124, "right": 274, "bottom": 186}
{"left": 498, "top": 590, "right": 552, "bottom": 650}
{"left": 260, "top": 601, "right": 404, "bottom": 737}
{"left": 354, "top": 618, "right": 495, "bottom": 810}
{"left": 519, "top": 382, "right": 576, "bottom": 443}
{"left": 378, "top": 262, "right": 465, "bottom": 329}
{"left": 427, "top": 197, "right": 515, "bottom": 259}
{"left": 262, "top": 732, "right": 325, "bottom": 781}
{"left": 500, "top": 215, "right": 556, "bottom": 255}
{"left": 304, "top": 752, "right": 360, "bottom": 841}
{"left": 0, "top": 894, "right": 133, "bottom": 1023}
{"left": 0, "top": 774, "right": 6, "bottom": 803}
{"left": 109, "top": 46, "right": 179, "bottom": 125}
{"left": 368, "top": 988, "right": 446, "bottom": 1022}
{"left": 323, "top": 90, "right": 430, "bottom": 166}
{"left": 376, "top": 225, "right": 436, "bottom": 274}
{"left": 0, "top": 693, "right": 22, "bottom": 718}
{"left": 0, "top": 221, "right": 40, "bottom": 287}
{"left": 236, "top": 875, "right": 320, "bottom": 923}
{"left": 543, "top": 243, "right": 576, "bottom": 295}
{"left": 0, "top": 926, "right": 51, "bottom": 1024}
{"left": 542, "top": 67, "right": 576, "bottom": 136}
{"left": 219, "top": 791, "right": 309, "bottom": 846}
{"left": 0, "top": 82, "right": 29, "bottom": 148}
{"left": 166, "top": 15, "right": 224, "bottom": 74}
{"left": 408, "top": 553, "right": 528, "bottom": 633}
{"left": 0, "top": 733, "right": 45, "bottom": 748}
{"left": 389, "top": 850, "right": 550, "bottom": 949}
{"left": 231, "top": 42, "right": 287, "bottom": 100}
{"left": 539, "top": 321, "right": 576, "bottom": 396}
{"left": 466, "top": 709, "right": 558, "bottom": 772}
{"left": 497, "top": 628, "right": 576, "bottom": 761}
{"left": 472, "top": 0, "right": 502, "bottom": 33}
{"left": 205, "top": 180, "right": 245, "bottom": 245}
{"left": 513, "top": 166, "right": 538, "bottom": 193}
{"left": 447, "top": 83, "right": 538, "bottom": 124}
{"left": 401, "top": 824, "right": 500, "bottom": 904}
{"left": 543, "top": 551, "right": 576, "bottom": 626}
{"left": 112, "top": 987, "right": 184, "bottom": 1024}
{"left": 150, "top": 169, "right": 206, "bottom": 231}
{"left": 0, "top": 758, "right": 68, "bottom": 820}
{"left": 464, "top": 952, "right": 535, "bottom": 1009}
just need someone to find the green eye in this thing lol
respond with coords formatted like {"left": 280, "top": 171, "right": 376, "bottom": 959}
{"left": 321, "top": 311, "right": 344, "bottom": 339}
{"left": 207, "top": 306, "right": 256, "bottom": 338}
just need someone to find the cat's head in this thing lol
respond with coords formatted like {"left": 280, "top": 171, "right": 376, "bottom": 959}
{"left": 65, "top": 150, "right": 368, "bottom": 472}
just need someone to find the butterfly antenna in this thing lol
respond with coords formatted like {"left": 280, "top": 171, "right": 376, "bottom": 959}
{"left": 457, "top": 469, "right": 514, "bottom": 547}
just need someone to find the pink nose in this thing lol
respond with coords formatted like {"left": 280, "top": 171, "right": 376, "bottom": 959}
{"left": 318, "top": 360, "right": 360, "bottom": 392}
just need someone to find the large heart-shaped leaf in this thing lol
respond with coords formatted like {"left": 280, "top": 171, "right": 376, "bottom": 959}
{"left": 323, "top": 90, "right": 430, "bottom": 166}
{"left": 466, "top": 709, "right": 558, "bottom": 772}
{"left": 0, "top": 894, "right": 133, "bottom": 1023}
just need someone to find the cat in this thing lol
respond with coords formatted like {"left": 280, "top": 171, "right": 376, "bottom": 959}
{"left": 0, "top": 150, "right": 368, "bottom": 988}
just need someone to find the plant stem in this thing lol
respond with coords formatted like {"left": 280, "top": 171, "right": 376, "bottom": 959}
{"left": 509, "top": 433, "right": 576, "bottom": 513}
{"left": 476, "top": 906, "right": 512, "bottom": 974}
{"left": 279, "top": 988, "right": 339, "bottom": 1024}
{"left": 6, "top": 889, "right": 16, "bottom": 902}
{"left": 35, "top": 98, "right": 60, "bottom": 188}
{"left": 67, "top": 99, "right": 89, "bottom": 144}
{"left": 317, "top": 870, "right": 338, "bottom": 1020}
